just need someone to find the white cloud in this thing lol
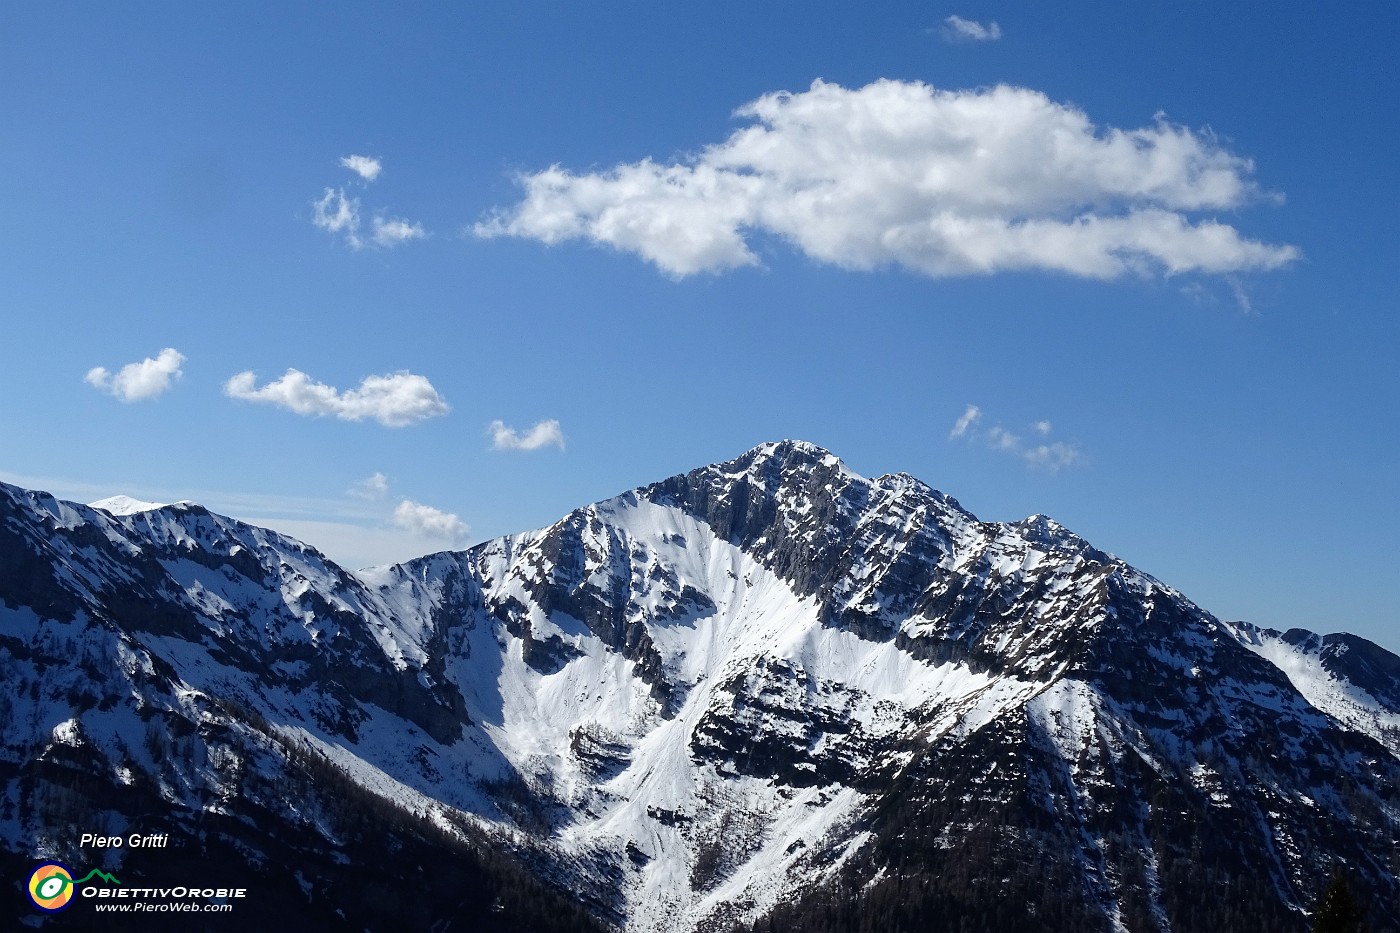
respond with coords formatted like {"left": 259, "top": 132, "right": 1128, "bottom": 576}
{"left": 488, "top": 419, "right": 566, "bottom": 452}
{"left": 951, "top": 406, "right": 1083, "bottom": 472}
{"left": 312, "top": 185, "right": 425, "bottom": 249}
{"left": 986, "top": 425, "right": 1022, "bottom": 453}
{"left": 340, "top": 154, "right": 383, "bottom": 182}
{"left": 949, "top": 404, "right": 982, "bottom": 439}
{"left": 371, "top": 216, "right": 426, "bottom": 247}
{"left": 85, "top": 348, "right": 185, "bottom": 402}
{"left": 349, "top": 472, "right": 390, "bottom": 500}
{"left": 1024, "top": 442, "right": 1083, "bottom": 471}
{"left": 1226, "top": 276, "right": 1254, "bottom": 313}
{"left": 391, "top": 499, "right": 469, "bottom": 543}
{"left": 225, "top": 369, "right": 450, "bottom": 427}
{"left": 312, "top": 187, "right": 364, "bottom": 248}
{"left": 942, "top": 14, "right": 1002, "bottom": 42}
{"left": 477, "top": 79, "right": 1298, "bottom": 281}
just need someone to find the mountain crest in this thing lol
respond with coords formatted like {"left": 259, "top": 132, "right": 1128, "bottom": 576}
{"left": 3, "top": 448, "right": 1398, "bottom": 933}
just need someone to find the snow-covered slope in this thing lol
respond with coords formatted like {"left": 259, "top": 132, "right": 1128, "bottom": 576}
{"left": 88, "top": 494, "right": 171, "bottom": 515}
{"left": 366, "top": 491, "right": 1044, "bottom": 931}
{"left": 3, "top": 441, "right": 1398, "bottom": 932}
{"left": 1228, "top": 620, "right": 1400, "bottom": 757}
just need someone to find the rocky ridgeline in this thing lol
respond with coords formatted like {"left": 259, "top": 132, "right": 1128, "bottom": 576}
{"left": 2, "top": 442, "right": 1397, "bottom": 932}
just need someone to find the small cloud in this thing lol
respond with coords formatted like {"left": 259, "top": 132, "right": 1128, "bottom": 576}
{"left": 1024, "top": 442, "right": 1083, "bottom": 471}
{"left": 85, "top": 348, "right": 185, "bottom": 402}
{"left": 312, "top": 174, "right": 425, "bottom": 249}
{"left": 349, "top": 472, "right": 390, "bottom": 500}
{"left": 312, "top": 187, "right": 363, "bottom": 248}
{"left": 1179, "top": 282, "right": 1212, "bottom": 306}
{"left": 950, "top": 406, "right": 1084, "bottom": 472}
{"left": 371, "top": 216, "right": 426, "bottom": 247}
{"left": 1180, "top": 278, "right": 1258, "bottom": 314}
{"left": 1226, "top": 276, "right": 1254, "bottom": 313}
{"left": 488, "top": 419, "right": 565, "bottom": 452}
{"left": 340, "top": 154, "right": 383, "bottom": 182}
{"left": 941, "top": 14, "right": 1002, "bottom": 42}
{"left": 949, "top": 404, "right": 982, "bottom": 439}
{"left": 391, "top": 499, "right": 468, "bottom": 543}
{"left": 985, "top": 425, "right": 1021, "bottom": 453}
{"left": 225, "top": 369, "right": 450, "bottom": 427}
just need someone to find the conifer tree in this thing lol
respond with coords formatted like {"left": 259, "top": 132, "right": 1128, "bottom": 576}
{"left": 1313, "top": 870, "right": 1365, "bottom": 933}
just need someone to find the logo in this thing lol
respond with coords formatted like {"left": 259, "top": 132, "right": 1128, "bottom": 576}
{"left": 27, "top": 861, "right": 75, "bottom": 912}
{"left": 26, "top": 862, "right": 122, "bottom": 912}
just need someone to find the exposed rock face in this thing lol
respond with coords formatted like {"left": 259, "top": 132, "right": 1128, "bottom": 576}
{"left": 2, "top": 442, "right": 1398, "bottom": 932}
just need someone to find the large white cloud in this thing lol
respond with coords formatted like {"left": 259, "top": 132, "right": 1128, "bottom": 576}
{"left": 391, "top": 499, "right": 468, "bottom": 543}
{"left": 225, "top": 369, "right": 450, "bottom": 427}
{"left": 488, "top": 419, "right": 565, "bottom": 452}
{"left": 477, "top": 79, "right": 1298, "bottom": 280}
{"left": 85, "top": 348, "right": 185, "bottom": 402}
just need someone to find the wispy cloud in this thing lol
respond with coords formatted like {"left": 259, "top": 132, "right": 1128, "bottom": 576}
{"left": 949, "top": 404, "right": 982, "bottom": 439}
{"left": 941, "top": 14, "right": 1002, "bottom": 42}
{"left": 488, "top": 419, "right": 565, "bottom": 452}
{"left": 371, "top": 216, "right": 426, "bottom": 247}
{"left": 1226, "top": 276, "right": 1254, "bottom": 313}
{"left": 950, "top": 405, "right": 1084, "bottom": 472}
{"left": 85, "top": 348, "right": 185, "bottom": 402}
{"left": 986, "top": 425, "right": 1021, "bottom": 453}
{"left": 391, "top": 499, "right": 468, "bottom": 543}
{"left": 312, "top": 187, "right": 363, "bottom": 247}
{"left": 1023, "top": 442, "right": 1082, "bottom": 471}
{"left": 311, "top": 156, "right": 425, "bottom": 248}
{"left": 340, "top": 154, "right": 382, "bottom": 182}
{"left": 478, "top": 79, "right": 1297, "bottom": 281}
{"left": 225, "top": 369, "right": 450, "bottom": 427}
{"left": 1180, "top": 276, "right": 1261, "bottom": 314}
{"left": 348, "top": 472, "right": 390, "bottom": 500}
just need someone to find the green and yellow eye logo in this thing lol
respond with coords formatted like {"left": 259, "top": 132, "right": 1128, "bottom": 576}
{"left": 27, "top": 861, "right": 75, "bottom": 912}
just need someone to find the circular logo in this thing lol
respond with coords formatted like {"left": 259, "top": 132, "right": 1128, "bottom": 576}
{"left": 27, "top": 861, "right": 75, "bottom": 912}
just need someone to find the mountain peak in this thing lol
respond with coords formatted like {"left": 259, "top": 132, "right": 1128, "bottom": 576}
{"left": 1011, "top": 512, "right": 1072, "bottom": 546}
{"left": 6, "top": 456, "right": 1400, "bottom": 932}
{"left": 731, "top": 438, "right": 845, "bottom": 474}
{"left": 751, "top": 438, "right": 831, "bottom": 457}
{"left": 88, "top": 494, "right": 172, "bottom": 515}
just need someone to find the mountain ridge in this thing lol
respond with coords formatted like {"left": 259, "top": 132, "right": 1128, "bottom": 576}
{"left": 3, "top": 441, "right": 1397, "bottom": 931}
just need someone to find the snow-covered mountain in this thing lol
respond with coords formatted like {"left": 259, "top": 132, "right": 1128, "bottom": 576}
{"left": 3, "top": 441, "right": 1397, "bottom": 931}
{"left": 87, "top": 494, "right": 171, "bottom": 515}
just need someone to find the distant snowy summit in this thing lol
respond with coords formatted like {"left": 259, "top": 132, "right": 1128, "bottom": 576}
{"left": 87, "top": 493, "right": 172, "bottom": 515}
{"left": 88, "top": 493, "right": 205, "bottom": 515}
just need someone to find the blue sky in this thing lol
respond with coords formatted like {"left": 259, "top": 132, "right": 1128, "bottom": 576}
{"left": 2, "top": 4, "right": 1396, "bottom": 650}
